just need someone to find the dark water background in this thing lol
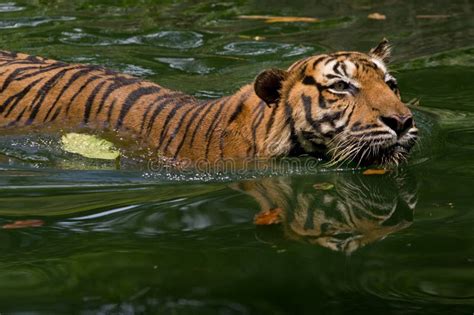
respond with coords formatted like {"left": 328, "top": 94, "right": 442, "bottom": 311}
{"left": 0, "top": 0, "right": 473, "bottom": 314}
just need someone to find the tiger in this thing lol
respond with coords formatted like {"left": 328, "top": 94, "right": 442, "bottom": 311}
{"left": 0, "top": 39, "right": 418, "bottom": 166}
{"left": 233, "top": 171, "right": 418, "bottom": 254}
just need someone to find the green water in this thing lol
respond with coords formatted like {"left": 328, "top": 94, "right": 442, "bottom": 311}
{"left": 0, "top": 0, "right": 473, "bottom": 314}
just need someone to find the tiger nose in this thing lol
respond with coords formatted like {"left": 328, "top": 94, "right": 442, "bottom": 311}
{"left": 380, "top": 114, "right": 414, "bottom": 137}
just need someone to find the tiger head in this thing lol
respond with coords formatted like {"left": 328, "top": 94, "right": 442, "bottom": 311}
{"left": 255, "top": 39, "right": 418, "bottom": 166}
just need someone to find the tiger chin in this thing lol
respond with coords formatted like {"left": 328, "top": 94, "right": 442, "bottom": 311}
{"left": 0, "top": 39, "right": 418, "bottom": 167}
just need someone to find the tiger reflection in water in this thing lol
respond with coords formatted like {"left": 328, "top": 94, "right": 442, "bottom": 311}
{"left": 234, "top": 171, "right": 418, "bottom": 254}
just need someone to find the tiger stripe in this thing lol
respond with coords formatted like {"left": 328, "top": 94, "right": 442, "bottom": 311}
{"left": 43, "top": 67, "right": 96, "bottom": 122}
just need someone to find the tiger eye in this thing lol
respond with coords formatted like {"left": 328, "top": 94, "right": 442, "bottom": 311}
{"left": 331, "top": 81, "right": 349, "bottom": 91}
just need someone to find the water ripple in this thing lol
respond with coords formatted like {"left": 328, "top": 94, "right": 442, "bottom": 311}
{"left": 141, "top": 31, "right": 204, "bottom": 49}
{"left": 219, "top": 41, "right": 312, "bottom": 57}
{"left": 0, "top": 16, "right": 75, "bottom": 29}
{"left": 59, "top": 29, "right": 204, "bottom": 50}
{"left": 156, "top": 57, "right": 214, "bottom": 74}
{"left": 121, "top": 64, "right": 155, "bottom": 77}
{"left": 359, "top": 266, "right": 474, "bottom": 304}
{"left": 0, "top": 2, "right": 24, "bottom": 12}
{"left": 59, "top": 28, "right": 139, "bottom": 46}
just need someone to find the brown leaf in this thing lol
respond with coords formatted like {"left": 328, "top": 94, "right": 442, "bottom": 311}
{"left": 2, "top": 219, "right": 44, "bottom": 229}
{"left": 416, "top": 14, "right": 451, "bottom": 19}
{"left": 238, "top": 15, "right": 319, "bottom": 23}
{"left": 368, "top": 12, "right": 386, "bottom": 20}
{"left": 254, "top": 208, "right": 283, "bottom": 225}
{"left": 363, "top": 169, "right": 388, "bottom": 175}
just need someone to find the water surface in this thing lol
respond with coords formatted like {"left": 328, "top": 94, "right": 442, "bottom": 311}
{"left": 0, "top": 0, "right": 473, "bottom": 314}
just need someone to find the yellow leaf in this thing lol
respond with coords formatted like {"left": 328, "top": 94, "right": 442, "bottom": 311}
{"left": 238, "top": 35, "right": 266, "bottom": 41}
{"left": 61, "top": 133, "right": 120, "bottom": 160}
{"left": 368, "top": 12, "right": 386, "bottom": 20}
{"left": 238, "top": 15, "right": 319, "bottom": 23}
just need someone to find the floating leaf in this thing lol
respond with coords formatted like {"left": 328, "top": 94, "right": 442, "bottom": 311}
{"left": 368, "top": 12, "right": 386, "bottom": 20}
{"left": 2, "top": 219, "right": 44, "bottom": 229}
{"left": 61, "top": 133, "right": 120, "bottom": 160}
{"left": 416, "top": 14, "right": 451, "bottom": 19}
{"left": 238, "top": 15, "right": 319, "bottom": 23}
{"left": 238, "top": 35, "right": 266, "bottom": 41}
{"left": 363, "top": 169, "right": 388, "bottom": 175}
{"left": 313, "top": 182, "right": 334, "bottom": 190}
{"left": 254, "top": 208, "right": 283, "bottom": 225}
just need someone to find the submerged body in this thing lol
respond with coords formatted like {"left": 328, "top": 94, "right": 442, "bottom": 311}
{"left": 0, "top": 40, "right": 418, "bottom": 165}
{"left": 0, "top": 51, "right": 264, "bottom": 162}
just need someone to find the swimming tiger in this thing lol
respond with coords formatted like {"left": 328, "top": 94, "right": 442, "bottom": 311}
{"left": 0, "top": 39, "right": 418, "bottom": 166}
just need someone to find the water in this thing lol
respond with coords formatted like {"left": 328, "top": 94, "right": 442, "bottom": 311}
{"left": 0, "top": 0, "right": 473, "bottom": 313}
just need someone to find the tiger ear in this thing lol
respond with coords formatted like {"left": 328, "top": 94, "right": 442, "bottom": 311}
{"left": 254, "top": 68, "right": 288, "bottom": 106}
{"left": 369, "top": 38, "right": 392, "bottom": 63}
